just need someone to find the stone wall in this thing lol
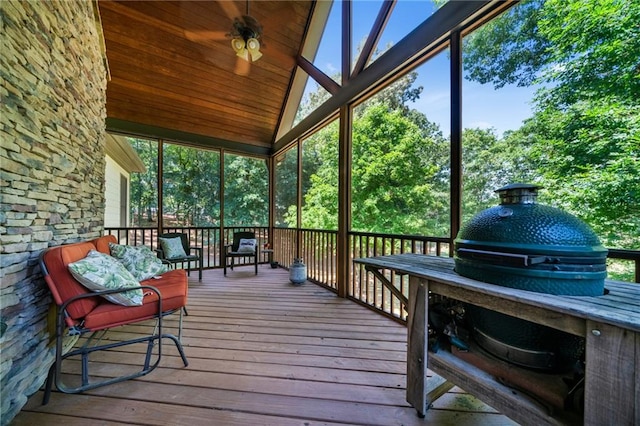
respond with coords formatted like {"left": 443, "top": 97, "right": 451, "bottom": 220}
{"left": 0, "top": 0, "right": 107, "bottom": 423}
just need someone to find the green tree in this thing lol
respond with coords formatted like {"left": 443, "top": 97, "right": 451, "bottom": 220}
{"left": 461, "top": 127, "right": 537, "bottom": 220}
{"left": 462, "top": 0, "right": 640, "bottom": 249}
{"left": 536, "top": 0, "right": 640, "bottom": 108}
{"left": 163, "top": 144, "right": 220, "bottom": 226}
{"left": 297, "top": 122, "right": 339, "bottom": 229}
{"left": 462, "top": 0, "right": 550, "bottom": 88}
{"left": 291, "top": 59, "right": 451, "bottom": 235}
{"left": 275, "top": 147, "right": 298, "bottom": 227}
{"left": 520, "top": 100, "right": 640, "bottom": 246}
{"left": 224, "top": 154, "right": 269, "bottom": 226}
{"left": 129, "top": 138, "right": 158, "bottom": 225}
{"left": 351, "top": 102, "right": 449, "bottom": 235}
{"left": 297, "top": 97, "right": 450, "bottom": 235}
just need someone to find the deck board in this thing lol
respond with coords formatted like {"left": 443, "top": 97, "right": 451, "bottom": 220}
{"left": 13, "top": 266, "right": 517, "bottom": 426}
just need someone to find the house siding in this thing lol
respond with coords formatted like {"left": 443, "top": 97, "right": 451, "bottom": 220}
{"left": 0, "top": 0, "right": 107, "bottom": 423}
{"left": 104, "top": 156, "right": 129, "bottom": 227}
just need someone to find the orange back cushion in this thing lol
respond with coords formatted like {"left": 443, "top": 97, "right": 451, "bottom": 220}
{"left": 91, "top": 234, "right": 118, "bottom": 254}
{"left": 42, "top": 242, "right": 100, "bottom": 322}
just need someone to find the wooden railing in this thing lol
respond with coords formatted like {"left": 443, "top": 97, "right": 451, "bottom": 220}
{"left": 349, "top": 232, "right": 451, "bottom": 321}
{"left": 271, "top": 228, "right": 339, "bottom": 290}
{"left": 272, "top": 228, "right": 450, "bottom": 321}
{"left": 271, "top": 227, "right": 297, "bottom": 271}
{"left": 273, "top": 228, "right": 639, "bottom": 323}
{"left": 104, "top": 226, "right": 270, "bottom": 268}
{"left": 108, "top": 226, "right": 639, "bottom": 323}
{"left": 608, "top": 248, "right": 640, "bottom": 283}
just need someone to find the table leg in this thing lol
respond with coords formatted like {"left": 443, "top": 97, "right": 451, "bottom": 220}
{"left": 583, "top": 321, "right": 638, "bottom": 425}
{"left": 407, "top": 276, "right": 429, "bottom": 416}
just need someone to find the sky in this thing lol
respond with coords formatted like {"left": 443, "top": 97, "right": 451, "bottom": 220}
{"left": 304, "top": 0, "right": 537, "bottom": 137}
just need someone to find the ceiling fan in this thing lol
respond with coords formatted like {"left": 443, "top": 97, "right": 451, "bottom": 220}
{"left": 183, "top": 1, "right": 268, "bottom": 76}
{"left": 229, "top": 14, "right": 263, "bottom": 61}
{"left": 180, "top": 0, "right": 295, "bottom": 76}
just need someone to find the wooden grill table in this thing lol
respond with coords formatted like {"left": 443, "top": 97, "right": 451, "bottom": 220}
{"left": 355, "top": 254, "right": 639, "bottom": 426}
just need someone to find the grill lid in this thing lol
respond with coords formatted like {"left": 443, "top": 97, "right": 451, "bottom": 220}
{"left": 455, "top": 183, "right": 607, "bottom": 265}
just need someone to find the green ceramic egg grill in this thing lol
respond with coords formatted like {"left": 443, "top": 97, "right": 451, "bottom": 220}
{"left": 454, "top": 184, "right": 607, "bottom": 372}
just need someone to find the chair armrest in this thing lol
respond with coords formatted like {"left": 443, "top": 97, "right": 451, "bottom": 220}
{"left": 59, "top": 285, "right": 164, "bottom": 333}
{"left": 188, "top": 247, "right": 203, "bottom": 262}
{"left": 62, "top": 285, "right": 162, "bottom": 308}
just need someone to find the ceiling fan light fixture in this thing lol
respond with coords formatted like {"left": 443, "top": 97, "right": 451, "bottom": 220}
{"left": 228, "top": 2, "right": 263, "bottom": 65}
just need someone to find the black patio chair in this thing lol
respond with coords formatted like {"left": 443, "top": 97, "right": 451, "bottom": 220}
{"left": 157, "top": 233, "right": 203, "bottom": 281}
{"left": 224, "top": 231, "right": 258, "bottom": 275}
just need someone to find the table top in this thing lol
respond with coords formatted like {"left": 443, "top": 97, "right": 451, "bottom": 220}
{"left": 355, "top": 253, "right": 640, "bottom": 333}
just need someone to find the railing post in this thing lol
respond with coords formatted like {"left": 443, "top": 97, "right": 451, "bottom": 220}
{"left": 157, "top": 140, "right": 164, "bottom": 238}
{"left": 337, "top": 103, "right": 352, "bottom": 298}
{"left": 219, "top": 151, "right": 225, "bottom": 268}
{"left": 296, "top": 142, "right": 303, "bottom": 261}
{"left": 450, "top": 30, "right": 462, "bottom": 248}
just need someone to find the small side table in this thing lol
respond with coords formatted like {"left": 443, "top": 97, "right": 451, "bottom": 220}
{"left": 262, "top": 249, "right": 276, "bottom": 267}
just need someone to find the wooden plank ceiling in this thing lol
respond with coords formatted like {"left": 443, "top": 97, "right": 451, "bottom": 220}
{"left": 99, "top": 0, "right": 314, "bottom": 152}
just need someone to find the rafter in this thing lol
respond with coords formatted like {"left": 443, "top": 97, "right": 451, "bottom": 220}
{"left": 351, "top": 0, "right": 396, "bottom": 77}
{"left": 297, "top": 55, "right": 341, "bottom": 95}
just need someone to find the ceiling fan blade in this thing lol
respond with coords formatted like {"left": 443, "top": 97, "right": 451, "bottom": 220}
{"left": 235, "top": 57, "right": 251, "bottom": 76}
{"left": 184, "top": 29, "right": 228, "bottom": 42}
{"left": 263, "top": 47, "right": 296, "bottom": 69}
{"left": 219, "top": 1, "right": 242, "bottom": 21}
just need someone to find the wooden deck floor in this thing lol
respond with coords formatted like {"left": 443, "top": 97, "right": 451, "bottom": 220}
{"left": 13, "top": 266, "right": 517, "bottom": 426}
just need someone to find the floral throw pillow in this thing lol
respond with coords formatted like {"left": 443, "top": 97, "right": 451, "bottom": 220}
{"left": 159, "top": 237, "right": 187, "bottom": 259}
{"left": 109, "top": 243, "right": 169, "bottom": 281}
{"left": 237, "top": 238, "right": 257, "bottom": 253}
{"left": 68, "top": 250, "right": 144, "bottom": 306}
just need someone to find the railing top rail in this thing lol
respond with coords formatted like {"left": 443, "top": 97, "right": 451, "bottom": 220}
{"left": 349, "top": 230, "right": 452, "bottom": 243}
{"left": 607, "top": 249, "right": 640, "bottom": 260}
{"left": 107, "top": 226, "right": 636, "bottom": 254}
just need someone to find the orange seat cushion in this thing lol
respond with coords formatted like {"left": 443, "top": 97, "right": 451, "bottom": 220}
{"left": 82, "top": 269, "right": 188, "bottom": 330}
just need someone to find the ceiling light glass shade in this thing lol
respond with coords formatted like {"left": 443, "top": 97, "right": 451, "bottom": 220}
{"left": 231, "top": 38, "right": 245, "bottom": 53}
{"left": 236, "top": 47, "right": 249, "bottom": 62}
{"left": 246, "top": 38, "right": 262, "bottom": 61}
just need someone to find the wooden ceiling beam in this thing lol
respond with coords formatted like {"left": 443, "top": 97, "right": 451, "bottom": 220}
{"left": 106, "top": 118, "right": 271, "bottom": 156}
